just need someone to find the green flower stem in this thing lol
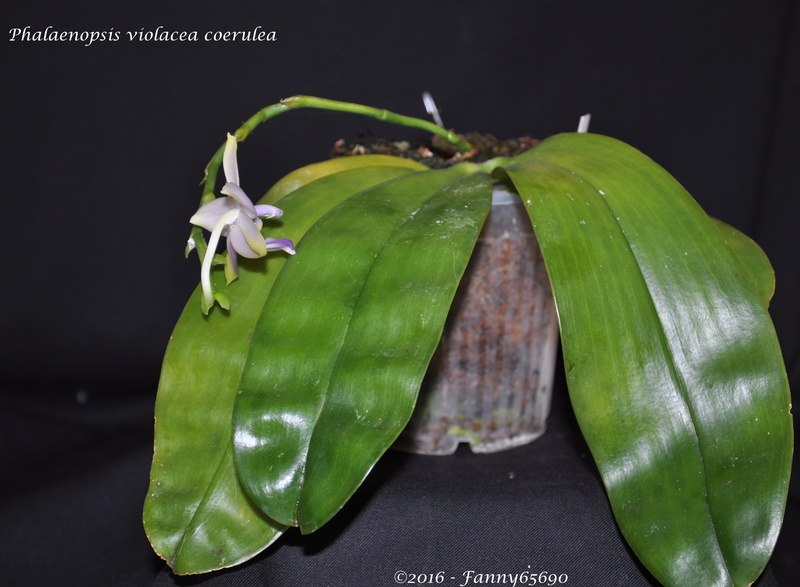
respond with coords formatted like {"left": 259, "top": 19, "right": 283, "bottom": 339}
{"left": 267, "top": 96, "right": 472, "bottom": 150}
{"left": 200, "top": 95, "right": 473, "bottom": 202}
{"left": 193, "top": 95, "right": 474, "bottom": 258}
{"left": 187, "top": 225, "right": 207, "bottom": 260}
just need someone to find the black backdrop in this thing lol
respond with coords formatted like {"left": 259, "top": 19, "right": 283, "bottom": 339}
{"left": 2, "top": 1, "right": 798, "bottom": 586}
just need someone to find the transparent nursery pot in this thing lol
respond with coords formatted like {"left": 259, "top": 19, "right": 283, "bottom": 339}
{"left": 394, "top": 187, "right": 559, "bottom": 455}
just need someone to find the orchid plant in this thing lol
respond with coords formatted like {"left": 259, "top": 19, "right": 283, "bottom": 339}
{"left": 144, "top": 96, "right": 793, "bottom": 587}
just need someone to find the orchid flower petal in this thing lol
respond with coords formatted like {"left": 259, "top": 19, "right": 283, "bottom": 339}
{"left": 230, "top": 216, "right": 268, "bottom": 258}
{"left": 265, "top": 238, "right": 296, "bottom": 255}
{"left": 255, "top": 204, "right": 284, "bottom": 219}
{"left": 228, "top": 230, "right": 264, "bottom": 259}
{"left": 222, "top": 133, "right": 240, "bottom": 186}
{"left": 221, "top": 183, "right": 258, "bottom": 217}
{"left": 189, "top": 197, "right": 235, "bottom": 231}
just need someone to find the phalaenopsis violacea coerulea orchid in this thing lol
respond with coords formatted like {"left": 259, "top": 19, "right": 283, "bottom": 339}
{"left": 189, "top": 133, "right": 295, "bottom": 313}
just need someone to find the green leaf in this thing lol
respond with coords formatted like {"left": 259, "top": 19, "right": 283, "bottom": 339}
{"left": 232, "top": 165, "right": 492, "bottom": 532}
{"left": 144, "top": 161, "right": 421, "bottom": 573}
{"left": 711, "top": 218, "right": 775, "bottom": 308}
{"left": 263, "top": 154, "right": 427, "bottom": 203}
{"left": 504, "top": 133, "right": 792, "bottom": 587}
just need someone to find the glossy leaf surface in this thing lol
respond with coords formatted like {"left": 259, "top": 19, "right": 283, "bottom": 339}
{"left": 711, "top": 218, "right": 775, "bottom": 308}
{"left": 232, "top": 165, "right": 493, "bottom": 532}
{"left": 505, "top": 133, "right": 792, "bottom": 587}
{"left": 148, "top": 127, "right": 790, "bottom": 583}
{"left": 144, "top": 159, "right": 422, "bottom": 573}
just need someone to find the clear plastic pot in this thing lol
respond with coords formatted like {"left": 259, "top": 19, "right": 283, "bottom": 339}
{"left": 394, "top": 187, "right": 559, "bottom": 455}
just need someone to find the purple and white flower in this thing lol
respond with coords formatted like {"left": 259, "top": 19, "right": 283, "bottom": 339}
{"left": 190, "top": 133, "right": 295, "bottom": 311}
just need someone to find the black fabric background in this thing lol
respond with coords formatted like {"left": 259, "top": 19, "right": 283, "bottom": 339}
{"left": 1, "top": 1, "right": 798, "bottom": 585}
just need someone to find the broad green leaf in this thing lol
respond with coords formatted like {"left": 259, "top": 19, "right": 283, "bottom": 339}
{"left": 263, "top": 154, "right": 427, "bottom": 203}
{"left": 711, "top": 218, "right": 775, "bottom": 308}
{"left": 144, "top": 162, "right": 420, "bottom": 573}
{"left": 505, "top": 133, "right": 792, "bottom": 587}
{"left": 233, "top": 165, "right": 492, "bottom": 532}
